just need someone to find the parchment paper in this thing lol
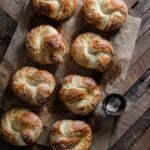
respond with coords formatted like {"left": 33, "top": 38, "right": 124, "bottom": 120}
{"left": 0, "top": 0, "right": 141, "bottom": 149}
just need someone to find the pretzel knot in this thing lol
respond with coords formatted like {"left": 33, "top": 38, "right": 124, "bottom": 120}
{"left": 50, "top": 120, "right": 92, "bottom": 150}
{"left": 26, "top": 25, "right": 66, "bottom": 65}
{"left": 0, "top": 108, "right": 43, "bottom": 146}
{"left": 71, "top": 33, "right": 114, "bottom": 72}
{"left": 33, "top": 0, "right": 78, "bottom": 21}
{"left": 83, "top": 0, "right": 128, "bottom": 31}
{"left": 59, "top": 75, "right": 101, "bottom": 116}
{"left": 11, "top": 67, "right": 56, "bottom": 105}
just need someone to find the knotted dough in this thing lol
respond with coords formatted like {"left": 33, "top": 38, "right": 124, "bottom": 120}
{"left": 33, "top": 0, "right": 78, "bottom": 21}
{"left": 26, "top": 25, "right": 67, "bottom": 65}
{"left": 83, "top": 0, "right": 128, "bottom": 31}
{"left": 0, "top": 108, "right": 43, "bottom": 146}
{"left": 11, "top": 67, "right": 56, "bottom": 105}
{"left": 71, "top": 33, "right": 114, "bottom": 72}
{"left": 59, "top": 74, "right": 101, "bottom": 115}
{"left": 50, "top": 120, "right": 92, "bottom": 150}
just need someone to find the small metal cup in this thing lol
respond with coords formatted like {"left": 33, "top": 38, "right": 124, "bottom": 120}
{"left": 103, "top": 93, "right": 126, "bottom": 117}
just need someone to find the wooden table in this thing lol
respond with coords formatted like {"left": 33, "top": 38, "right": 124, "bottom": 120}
{"left": 0, "top": 0, "right": 149, "bottom": 149}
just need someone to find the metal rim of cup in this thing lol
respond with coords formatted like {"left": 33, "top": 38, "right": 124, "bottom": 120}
{"left": 103, "top": 93, "right": 126, "bottom": 116}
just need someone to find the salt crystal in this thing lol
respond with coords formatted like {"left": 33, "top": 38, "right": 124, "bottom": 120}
{"left": 106, "top": 98, "right": 121, "bottom": 113}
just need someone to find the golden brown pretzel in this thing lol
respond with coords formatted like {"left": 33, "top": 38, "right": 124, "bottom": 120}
{"left": 26, "top": 25, "right": 67, "bottom": 65}
{"left": 50, "top": 120, "right": 92, "bottom": 150}
{"left": 0, "top": 108, "right": 43, "bottom": 146}
{"left": 59, "top": 74, "right": 101, "bottom": 115}
{"left": 33, "top": 0, "right": 78, "bottom": 21}
{"left": 83, "top": 0, "right": 128, "bottom": 31}
{"left": 71, "top": 33, "right": 114, "bottom": 72}
{"left": 11, "top": 66, "right": 56, "bottom": 105}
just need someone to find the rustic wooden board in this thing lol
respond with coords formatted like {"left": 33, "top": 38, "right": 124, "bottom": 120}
{"left": 0, "top": 8, "right": 16, "bottom": 62}
{"left": 110, "top": 1, "right": 150, "bottom": 147}
{"left": 0, "top": 0, "right": 149, "bottom": 149}
{"left": 123, "top": 50, "right": 150, "bottom": 92}
{"left": 123, "top": 0, "right": 150, "bottom": 91}
{"left": 0, "top": 0, "right": 26, "bottom": 22}
{"left": 131, "top": 127, "right": 150, "bottom": 150}
{"left": 0, "top": 0, "right": 141, "bottom": 150}
{"left": 110, "top": 108, "right": 150, "bottom": 150}
{"left": 109, "top": 69, "right": 150, "bottom": 147}
{"left": 124, "top": 0, "right": 139, "bottom": 9}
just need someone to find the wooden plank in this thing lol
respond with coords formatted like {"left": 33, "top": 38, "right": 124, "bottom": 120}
{"left": 109, "top": 109, "right": 150, "bottom": 150}
{"left": 123, "top": 49, "right": 150, "bottom": 92}
{"left": 110, "top": 90, "right": 150, "bottom": 147}
{"left": 131, "top": 127, "right": 150, "bottom": 150}
{"left": 0, "top": 7, "right": 16, "bottom": 62}
{"left": 0, "top": 0, "right": 26, "bottom": 22}
{"left": 109, "top": 70, "right": 150, "bottom": 147}
{"left": 137, "top": 9, "right": 150, "bottom": 39}
{"left": 123, "top": 0, "right": 150, "bottom": 91}
{"left": 130, "top": 0, "right": 150, "bottom": 18}
{"left": 129, "top": 10, "right": 150, "bottom": 67}
{"left": 124, "top": 0, "right": 139, "bottom": 9}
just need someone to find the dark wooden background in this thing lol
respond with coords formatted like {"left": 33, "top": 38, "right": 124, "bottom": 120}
{"left": 0, "top": 0, "right": 149, "bottom": 149}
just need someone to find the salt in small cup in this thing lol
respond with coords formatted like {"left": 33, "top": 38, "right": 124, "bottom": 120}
{"left": 103, "top": 93, "right": 126, "bottom": 117}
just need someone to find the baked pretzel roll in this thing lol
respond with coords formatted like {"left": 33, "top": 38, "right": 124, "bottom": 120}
{"left": 59, "top": 74, "right": 101, "bottom": 115}
{"left": 83, "top": 0, "right": 128, "bottom": 31}
{"left": 50, "top": 120, "right": 92, "bottom": 150}
{"left": 11, "top": 67, "right": 56, "bottom": 106}
{"left": 32, "top": 0, "right": 78, "bottom": 21}
{"left": 0, "top": 108, "right": 43, "bottom": 146}
{"left": 26, "top": 25, "right": 66, "bottom": 65}
{"left": 71, "top": 33, "right": 114, "bottom": 72}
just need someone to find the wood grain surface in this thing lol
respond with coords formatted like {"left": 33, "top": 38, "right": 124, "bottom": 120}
{"left": 123, "top": 0, "right": 150, "bottom": 92}
{"left": 0, "top": 0, "right": 149, "bottom": 149}
{"left": 0, "top": 8, "right": 16, "bottom": 62}
{"left": 131, "top": 127, "right": 150, "bottom": 150}
{"left": 109, "top": 69, "right": 150, "bottom": 148}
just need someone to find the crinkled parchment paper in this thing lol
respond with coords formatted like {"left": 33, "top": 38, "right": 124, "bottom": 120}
{"left": 0, "top": 0, "right": 141, "bottom": 149}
